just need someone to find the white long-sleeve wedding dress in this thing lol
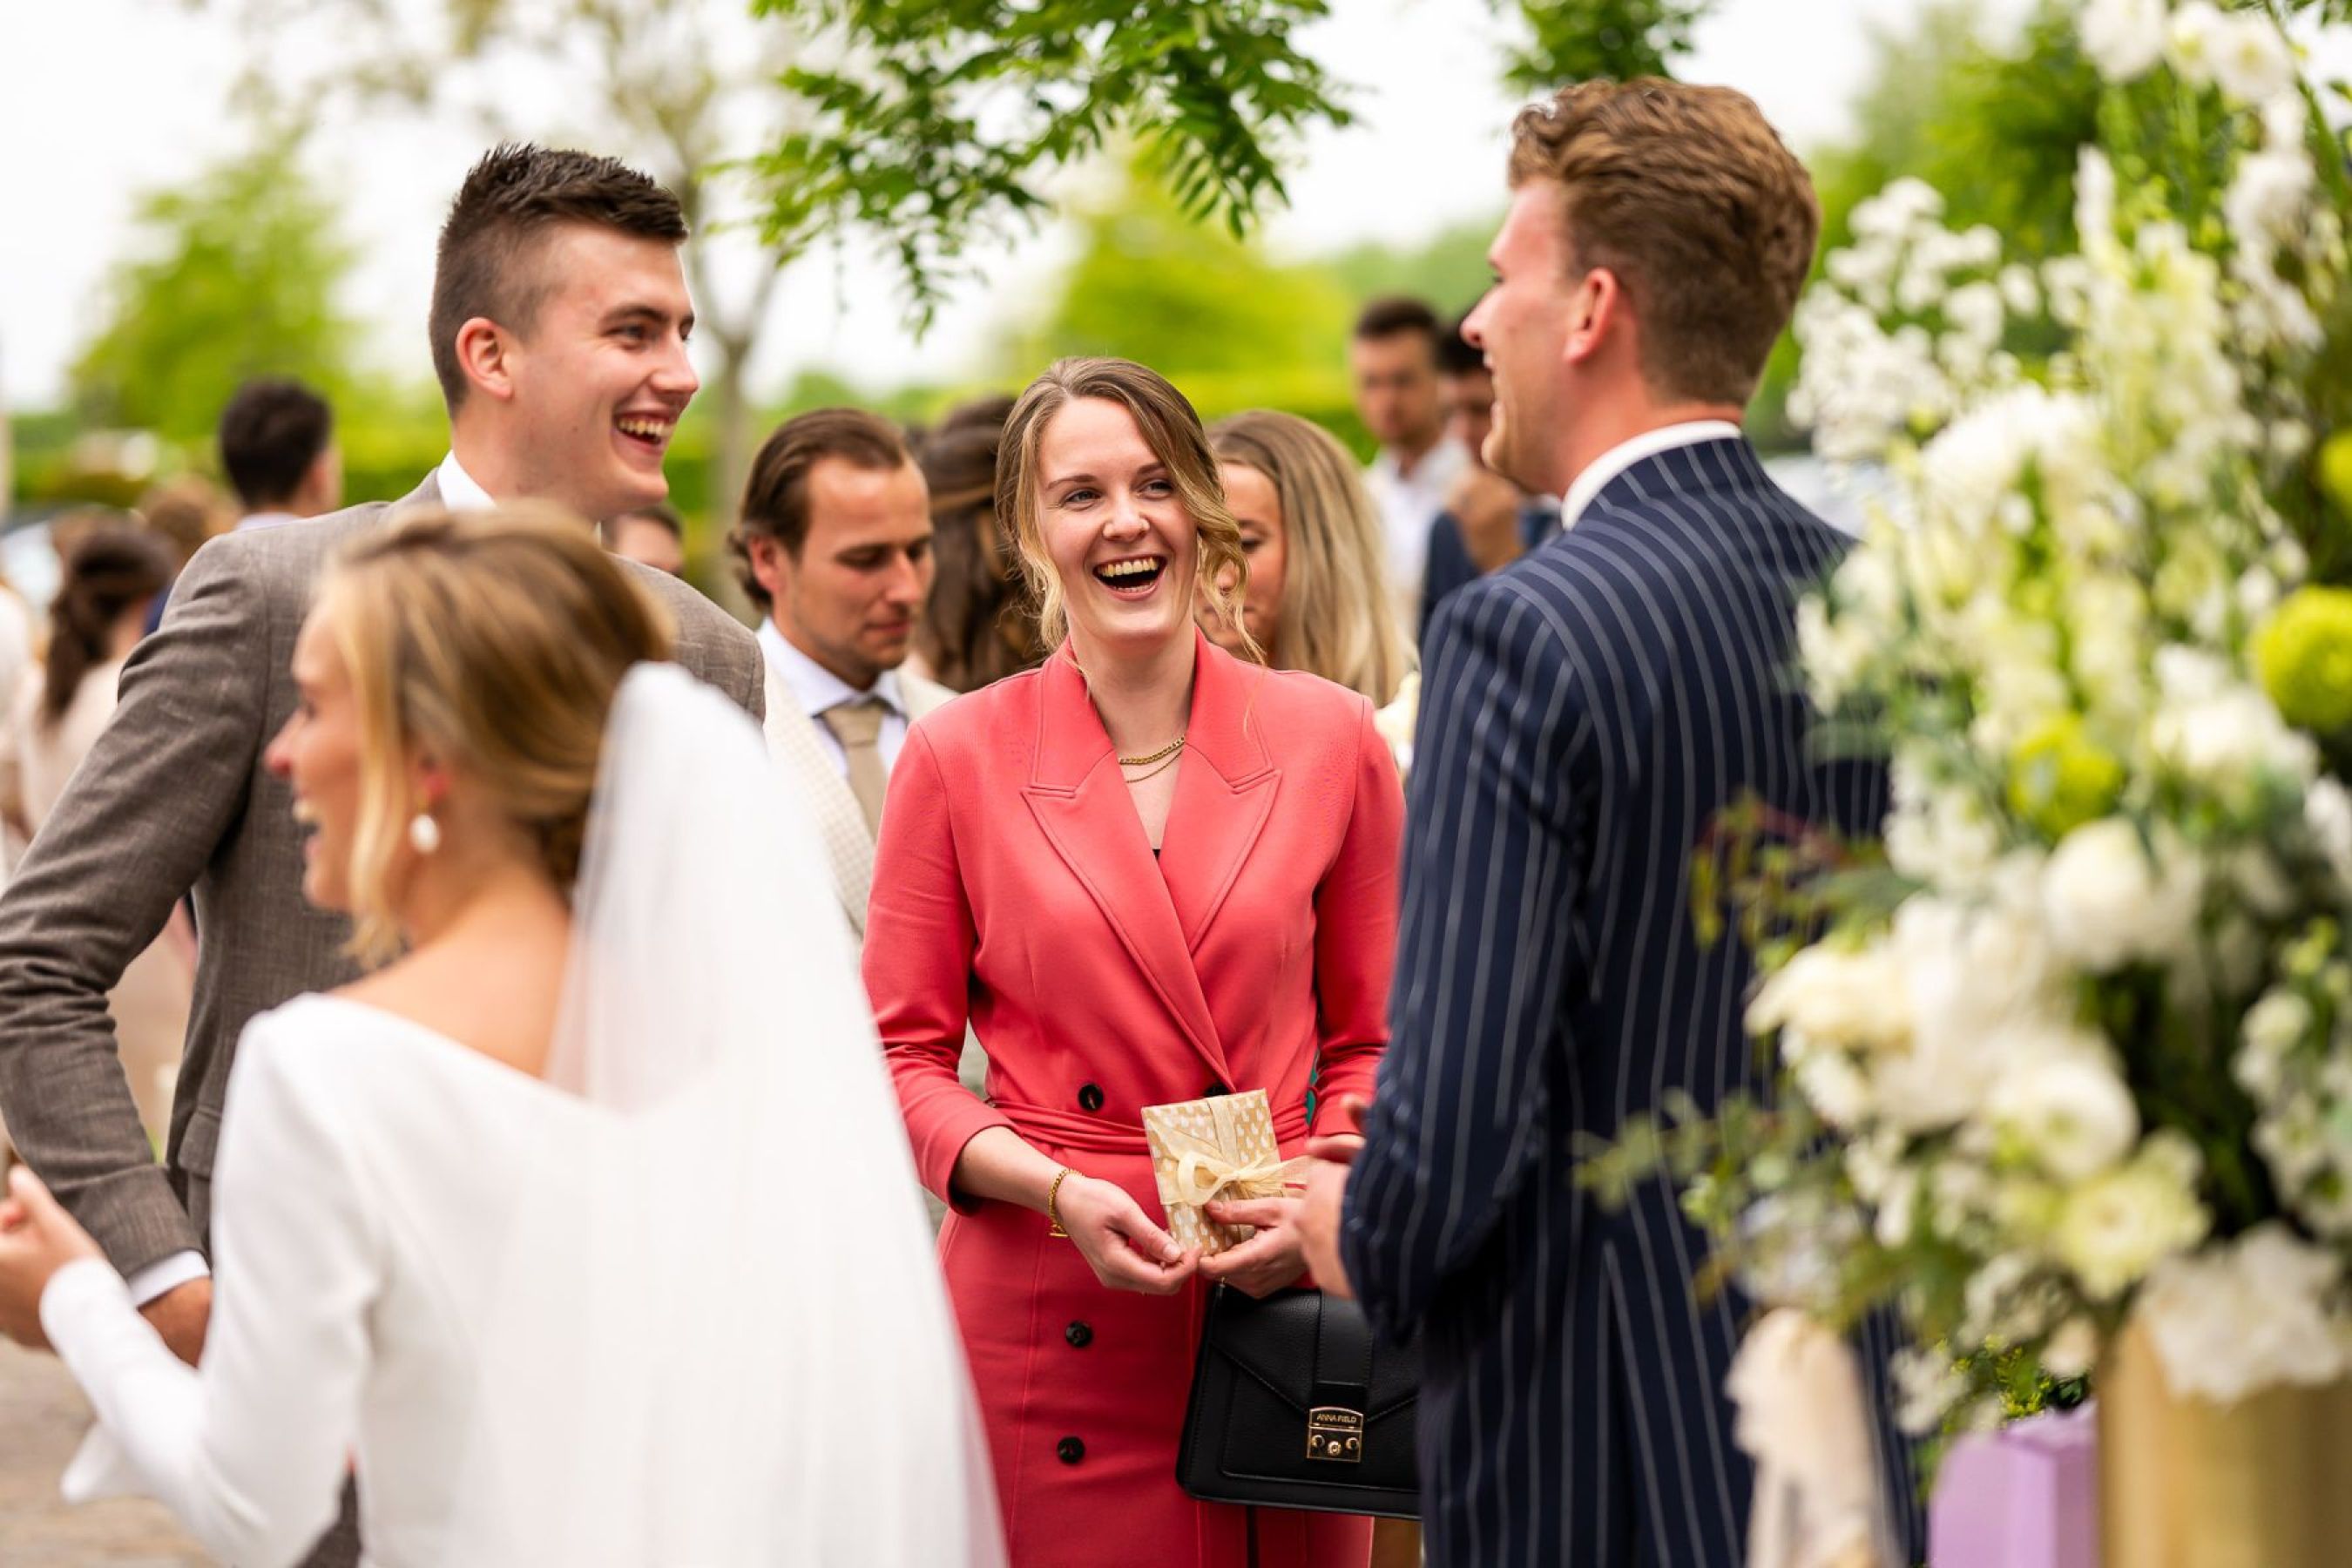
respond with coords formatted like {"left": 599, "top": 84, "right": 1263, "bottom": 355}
{"left": 36, "top": 666, "right": 1002, "bottom": 1566}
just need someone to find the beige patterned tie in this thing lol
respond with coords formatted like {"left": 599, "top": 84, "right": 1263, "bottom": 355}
{"left": 820, "top": 696, "right": 890, "bottom": 838}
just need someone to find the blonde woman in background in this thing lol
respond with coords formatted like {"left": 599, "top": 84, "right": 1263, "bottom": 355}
{"left": 1202, "top": 410, "right": 1414, "bottom": 709}
{"left": 0, "top": 528, "right": 189, "bottom": 1147}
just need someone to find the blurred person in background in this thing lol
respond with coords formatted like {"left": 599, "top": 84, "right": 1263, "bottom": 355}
{"left": 912, "top": 393, "right": 1046, "bottom": 693}
{"left": 0, "top": 528, "right": 189, "bottom": 1149}
{"left": 135, "top": 476, "right": 233, "bottom": 572}
{"left": 133, "top": 476, "right": 235, "bottom": 638}
{"left": 219, "top": 378, "right": 342, "bottom": 534}
{"left": 730, "top": 409, "right": 954, "bottom": 950}
{"left": 1348, "top": 296, "right": 1467, "bottom": 611}
{"left": 1202, "top": 409, "right": 1413, "bottom": 706}
{"left": 1419, "top": 307, "right": 1561, "bottom": 642}
{"left": 605, "top": 501, "right": 687, "bottom": 577}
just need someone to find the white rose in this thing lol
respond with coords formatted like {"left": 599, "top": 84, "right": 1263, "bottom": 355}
{"left": 1987, "top": 1045, "right": 2143, "bottom": 1182}
{"left": 2052, "top": 1140, "right": 2211, "bottom": 1299}
{"left": 2139, "top": 1226, "right": 2352, "bottom": 1402}
{"left": 1748, "top": 944, "right": 1910, "bottom": 1051}
{"left": 2151, "top": 679, "right": 2318, "bottom": 801}
{"left": 2226, "top": 147, "right": 2315, "bottom": 257}
{"left": 2042, "top": 820, "right": 2203, "bottom": 972}
{"left": 1796, "top": 597, "right": 1873, "bottom": 713}
{"left": 2241, "top": 988, "right": 2314, "bottom": 1071}
{"left": 2208, "top": 12, "right": 2297, "bottom": 106}
{"left": 2163, "top": 1, "right": 2227, "bottom": 84}
{"left": 2083, "top": 0, "right": 2171, "bottom": 82}
{"left": 1794, "top": 1047, "right": 1874, "bottom": 1127}
{"left": 2305, "top": 779, "right": 2352, "bottom": 889}
{"left": 2044, "top": 1316, "right": 2101, "bottom": 1379}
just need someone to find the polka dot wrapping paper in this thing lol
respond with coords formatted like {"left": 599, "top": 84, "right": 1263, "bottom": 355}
{"left": 1141, "top": 1088, "right": 1290, "bottom": 1258}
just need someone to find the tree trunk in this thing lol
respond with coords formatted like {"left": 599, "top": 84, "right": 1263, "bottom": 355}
{"left": 703, "top": 339, "right": 759, "bottom": 623}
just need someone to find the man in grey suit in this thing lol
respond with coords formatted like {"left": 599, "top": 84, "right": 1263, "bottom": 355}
{"left": 0, "top": 144, "right": 764, "bottom": 1563}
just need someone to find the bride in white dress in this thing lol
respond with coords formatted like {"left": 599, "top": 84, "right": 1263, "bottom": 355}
{"left": 0, "top": 507, "right": 1002, "bottom": 1566}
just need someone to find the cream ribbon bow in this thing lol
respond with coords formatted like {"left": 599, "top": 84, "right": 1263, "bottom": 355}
{"left": 1169, "top": 1147, "right": 1309, "bottom": 1207}
{"left": 1727, "top": 1308, "right": 1896, "bottom": 1568}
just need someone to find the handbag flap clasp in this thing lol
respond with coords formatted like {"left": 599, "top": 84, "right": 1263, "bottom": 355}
{"left": 1306, "top": 1405, "right": 1365, "bottom": 1463}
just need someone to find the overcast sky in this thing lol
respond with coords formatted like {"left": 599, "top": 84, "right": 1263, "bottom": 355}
{"left": 3, "top": 0, "right": 2013, "bottom": 413}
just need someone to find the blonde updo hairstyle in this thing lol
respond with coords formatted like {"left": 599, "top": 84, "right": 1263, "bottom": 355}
{"left": 314, "top": 505, "right": 675, "bottom": 964}
{"left": 997, "top": 356, "right": 1259, "bottom": 661}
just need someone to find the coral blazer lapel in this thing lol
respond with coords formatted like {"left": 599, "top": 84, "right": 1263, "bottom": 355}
{"left": 1022, "top": 642, "right": 1234, "bottom": 1088}
{"left": 1158, "top": 632, "right": 1279, "bottom": 953}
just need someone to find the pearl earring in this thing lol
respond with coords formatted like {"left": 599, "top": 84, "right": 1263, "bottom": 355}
{"left": 409, "top": 812, "right": 442, "bottom": 855}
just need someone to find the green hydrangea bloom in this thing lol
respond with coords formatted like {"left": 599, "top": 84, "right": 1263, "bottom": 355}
{"left": 2007, "top": 713, "right": 2126, "bottom": 838}
{"left": 2255, "top": 586, "right": 2352, "bottom": 736}
{"left": 2322, "top": 431, "right": 2352, "bottom": 522}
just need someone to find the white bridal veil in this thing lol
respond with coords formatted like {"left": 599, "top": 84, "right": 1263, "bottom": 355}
{"left": 449, "top": 664, "right": 1001, "bottom": 1565}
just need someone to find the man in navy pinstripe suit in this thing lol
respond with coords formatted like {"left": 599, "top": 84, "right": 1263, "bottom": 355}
{"left": 1299, "top": 80, "right": 1921, "bottom": 1566}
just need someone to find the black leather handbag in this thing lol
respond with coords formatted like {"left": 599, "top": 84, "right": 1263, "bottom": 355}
{"left": 1175, "top": 1284, "right": 1421, "bottom": 1519}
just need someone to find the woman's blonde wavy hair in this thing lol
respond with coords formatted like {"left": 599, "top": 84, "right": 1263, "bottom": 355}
{"left": 997, "top": 357, "right": 1258, "bottom": 661}
{"left": 314, "top": 505, "right": 675, "bottom": 964}
{"left": 1209, "top": 409, "right": 1415, "bottom": 705}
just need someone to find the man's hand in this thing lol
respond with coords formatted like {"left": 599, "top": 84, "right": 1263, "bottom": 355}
{"left": 1200, "top": 1197, "right": 1310, "bottom": 1298}
{"left": 1447, "top": 468, "right": 1527, "bottom": 574}
{"left": 139, "top": 1276, "right": 213, "bottom": 1366}
{"left": 1297, "top": 1095, "right": 1373, "bottom": 1300}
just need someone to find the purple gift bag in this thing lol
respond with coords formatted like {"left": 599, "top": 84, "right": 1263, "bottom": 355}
{"left": 1929, "top": 1406, "right": 2099, "bottom": 1568}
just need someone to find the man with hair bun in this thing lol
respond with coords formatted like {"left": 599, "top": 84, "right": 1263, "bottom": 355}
{"left": 1301, "top": 79, "right": 1921, "bottom": 1567}
{"left": 0, "top": 143, "right": 765, "bottom": 1568}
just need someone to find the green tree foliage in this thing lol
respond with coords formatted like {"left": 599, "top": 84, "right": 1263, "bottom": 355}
{"left": 998, "top": 162, "right": 1363, "bottom": 442}
{"left": 71, "top": 135, "right": 364, "bottom": 443}
{"left": 1748, "top": 1, "right": 2104, "bottom": 447}
{"left": 1327, "top": 213, "right": 1500, "bottom": 323}
{"left": 1808, "top": 2, "right": 2101, "bottom": 263}
{"left": 1493, "top": 0, "right": 1717, "bottom": 88}
{"left": 750, "top": 0, "right": 1353, "bottom": 326}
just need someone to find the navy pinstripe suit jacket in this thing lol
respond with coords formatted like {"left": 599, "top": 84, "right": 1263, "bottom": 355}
{"left": 1341, "top": 436, "right": 1923, "bottom": 1567}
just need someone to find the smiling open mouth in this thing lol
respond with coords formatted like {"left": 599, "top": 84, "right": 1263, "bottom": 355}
{"left": 1093, "top": 556, "right": 1167, "bottom": 594}
{"left": 615, "top": 414, "right": 672, "bottom": 453}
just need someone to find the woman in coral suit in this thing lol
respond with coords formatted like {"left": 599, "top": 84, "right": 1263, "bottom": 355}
{"left": 865, "top": 357, "right": 1404, "bottom": 1567}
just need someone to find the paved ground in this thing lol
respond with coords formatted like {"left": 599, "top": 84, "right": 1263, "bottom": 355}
{"left": 0, "top": 1340, "right": 205, "bottom": 1565}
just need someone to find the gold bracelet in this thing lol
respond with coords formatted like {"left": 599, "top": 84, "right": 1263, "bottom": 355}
{"left": 1046, "top": 1166, "right": 1074, "bottom": 1238}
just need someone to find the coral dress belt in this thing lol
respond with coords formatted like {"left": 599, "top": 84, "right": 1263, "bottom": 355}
{"left": 991, "top": 1099, "right": 1311, "bottom": 1157}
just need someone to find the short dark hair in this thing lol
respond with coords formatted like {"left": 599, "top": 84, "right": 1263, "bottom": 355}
{"left": 611, "top": 503, "right": 684, "bottom": 541}
{"left": 729, "top": 409, "right": 914, "bottom": 611}
{"left": 1352, "top": 295, "right": 1443, "bottom": 347}
{"left": 1437, "top": 308, "right": 1486, "bottom": 378}
{"left": 429, "top": 143, "right": 689, "bottom": 411}
{"left": 218, "top": 378, "right": 334, "bottom": 510}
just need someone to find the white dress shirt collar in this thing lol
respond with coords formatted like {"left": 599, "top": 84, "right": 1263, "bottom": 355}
{"left": 757, "top": 618, "right": 905, "bottom": 722}
{"left": 233, "top": 510, "right": 301, "bottom": 534}
{"left": 433, "top": 451, "right": 497, "bottom": 512}
{"left": 1559, "top": 420, "right": 1745, "bottom": 529}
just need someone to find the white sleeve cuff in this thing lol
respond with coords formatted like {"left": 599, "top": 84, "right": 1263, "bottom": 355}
{"left": 123, "top": 1251, "right": 209, "bottom": 1308}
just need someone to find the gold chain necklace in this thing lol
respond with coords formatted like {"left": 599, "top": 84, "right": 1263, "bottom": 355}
{"left": 1116, "top": 736, "right": 1186, "bottom": 769}
{"left": 1121, "top": 748, "right": 1185, "bottom": 784}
